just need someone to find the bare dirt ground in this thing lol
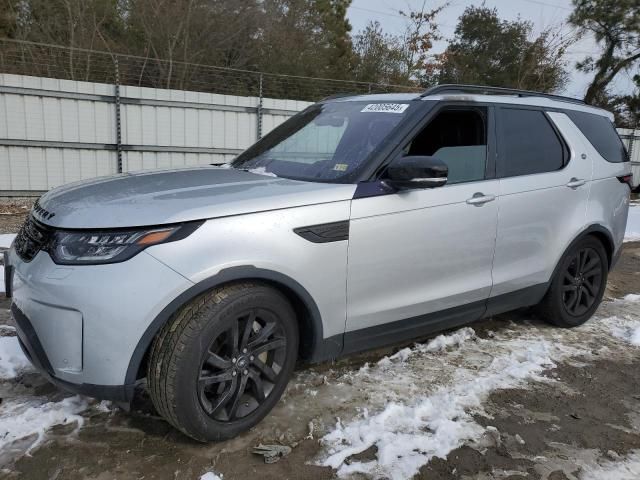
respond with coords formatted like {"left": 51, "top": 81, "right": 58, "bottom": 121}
{"left": 1, "top": 205, "right": 640, "bottom": 480}
{"left": 0, "top": 200, "right": 32, "bottom": 234}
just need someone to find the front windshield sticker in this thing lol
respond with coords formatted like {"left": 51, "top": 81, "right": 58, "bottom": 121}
{"left": 361, "top": 103, "right": 409, "bottom": 114}
{"left": 333, "top": 163, "right": 348, "bottom": 172}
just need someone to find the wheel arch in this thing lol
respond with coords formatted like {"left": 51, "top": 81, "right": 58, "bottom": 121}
{"left": 585, "top": 228, "right": 615, "bottom": 268}
{"left": 125, "top": 266, "right": 341, "bottom": 385}
{"left": 550, "top": 224, "right": 615, "bottom": 284}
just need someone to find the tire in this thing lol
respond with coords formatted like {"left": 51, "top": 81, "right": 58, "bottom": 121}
{"left": 147, "top": 282, "right": 299, "bottom": 442}
{"left": 536, "top": 236, "right": 608, "bottom": 327}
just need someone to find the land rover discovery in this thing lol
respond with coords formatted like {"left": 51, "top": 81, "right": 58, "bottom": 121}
{"left": 4, "top": 85, "right": 631, "bottom": 441}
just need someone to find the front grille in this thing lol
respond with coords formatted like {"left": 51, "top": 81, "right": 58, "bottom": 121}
{"left": 14, "top": 215, "right": 53, "bottom": 262}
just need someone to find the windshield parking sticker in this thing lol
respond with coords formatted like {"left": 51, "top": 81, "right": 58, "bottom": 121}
{"left": 361, "top": 103, "right": 409, "bottom": 114}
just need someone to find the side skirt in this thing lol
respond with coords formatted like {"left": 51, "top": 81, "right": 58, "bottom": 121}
{"left": 484, "top": 283, "right": 549, "bottom": 317}
{"left": 341, "top": 302, "right": 486, "bottom": 356}
{"left": 311, "top": 283, "right": 549, "bottom": 361}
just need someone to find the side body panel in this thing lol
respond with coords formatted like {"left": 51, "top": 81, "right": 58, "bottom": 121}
{"left": 491, "top": 111, "right": 593, "bottom": 297}
{"left": 584, "top": 128, "right": 631, "bottom": 257}
{"left": 346, "top": 179, "right": 499, "bottom": 332}
{"left": 146, "top": 200, "right": 353, "bottom": 341}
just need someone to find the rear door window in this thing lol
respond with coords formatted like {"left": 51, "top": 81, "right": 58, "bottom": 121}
{"left": 566, "top": 110, "right": 628, "bottom": 163}
{"left": 498, "top": 108, "right": 565, "bottom": 177}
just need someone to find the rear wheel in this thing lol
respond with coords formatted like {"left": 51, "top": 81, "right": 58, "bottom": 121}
{"left": 147, "top": 282, "right": 298, "bottom": 441}
{"left": 537, "top": 236, "right": 608, "bottom": 327}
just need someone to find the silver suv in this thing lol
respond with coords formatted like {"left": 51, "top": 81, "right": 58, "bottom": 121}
{"left": 4, "top": 85, "right": 632, "bottom": 441}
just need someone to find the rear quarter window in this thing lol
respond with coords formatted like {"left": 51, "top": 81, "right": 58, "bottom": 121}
{"left": 566, "top": 110, "right": 628, "bottom": 163}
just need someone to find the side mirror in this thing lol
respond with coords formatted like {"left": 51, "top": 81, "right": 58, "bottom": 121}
{"left": 384, "top": 156, "right": 448, "bottom": 190}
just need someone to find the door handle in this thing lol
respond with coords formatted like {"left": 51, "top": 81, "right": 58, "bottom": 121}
{"left": 566, "top": 178, "right": 586, "bottom": 189}
{"left": 466, "top": 193, "right": 496, "bottom": 206}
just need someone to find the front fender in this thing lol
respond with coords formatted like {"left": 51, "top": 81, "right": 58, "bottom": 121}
{"left": 124, "top": 265, "right": 342, "bottom": 385}
{"left": 128, "top": 203, "right": 352, "bottom": 383}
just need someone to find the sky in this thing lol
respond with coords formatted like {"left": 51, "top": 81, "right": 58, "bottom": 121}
{"left": 346, "top": 0, "right": 636, "bottom": 99}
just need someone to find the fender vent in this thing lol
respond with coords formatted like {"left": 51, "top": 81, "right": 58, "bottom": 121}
{"left": 294, "top": 221, "right": 349, "bottom": 243}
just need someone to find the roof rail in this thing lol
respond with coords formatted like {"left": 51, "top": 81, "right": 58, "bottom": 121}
{"left": 320, "top": 92, "right": 359, "bottom": 101}
{"left": 420, "top": 84, "right": 586, "bottom": 106}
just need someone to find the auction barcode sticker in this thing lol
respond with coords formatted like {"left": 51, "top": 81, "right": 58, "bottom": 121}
{"left": 361, "top": 103, "right": 409, "bottom": 113}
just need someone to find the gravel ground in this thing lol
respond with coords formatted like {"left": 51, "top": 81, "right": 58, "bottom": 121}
{"left": 1, "top": 204, "right": 640, "bottom": 480}
{"left": 0, "top": 200, "right": 32, "bottom": 235}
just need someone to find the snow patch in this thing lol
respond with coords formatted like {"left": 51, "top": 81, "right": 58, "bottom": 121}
{"left": 0, "top": 395, "right": 88, "bottom": 453}
{"left": 0, "top": 336, "right": 33, "bottom": 379}
{"left": 0, "top": 233, "right": 16, "bottom": 249}
{"left": 378, "top": 327, "right": 476, "bottom": 365}
{"left": 625, "top": 206, "right": 640, "bottom": 242}
{"left": 0, "top": 233, "right": 16, "bottom": 293}
{"left": 581, "top": 450, "right": 640, "bottom": 480}
{"left": 319, "top": 337, "right": 576, "bottom": 480}
{"left": 200, "top": 472, "right": 223, "bottom": 480}
{"left": 94, "top": 400, "right": 114, "bottom": 413}
{"left": 247, "top": 166, "right": 278, "bottom": 177}
{"left": 602, "top": 316, "right": 640, "bottom": 346}
{"left": 623, "top": 293, "right": 640, "bottom": 302}
{"left": 420, "top": 327, "right": 476, "bottom": 353}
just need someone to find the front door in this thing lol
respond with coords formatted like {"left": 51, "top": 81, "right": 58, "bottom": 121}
{"left": 345, "top": 105, "right": 499, "bottom": 352}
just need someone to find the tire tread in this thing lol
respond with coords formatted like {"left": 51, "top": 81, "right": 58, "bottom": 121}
{"left": 536, "top": 236, "right": 608, "bottom": 328}
{"left": 147, "top": 282, "right": 263, "bottom": 441}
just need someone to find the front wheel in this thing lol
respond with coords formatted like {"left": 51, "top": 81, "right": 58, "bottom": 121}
{"left": 536, "top": 236, "right": 608, "bottom": 327}
{"left": 147, "top": 282, "right": 299, "bottom": 441}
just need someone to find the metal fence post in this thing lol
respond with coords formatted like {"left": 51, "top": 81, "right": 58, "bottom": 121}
{"left": 114, "top": 56, "right": 123, "bottom": 173}
{"left": 256, "top": 73, "right": 264, "bottom": 140}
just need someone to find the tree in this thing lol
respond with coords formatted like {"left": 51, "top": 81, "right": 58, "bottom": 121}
{"left": 11, "top": 0, "right": 124, "bottom": 49}
{"left": 352, "top": 21, "right": 406, "bottom": 84}
{"left": 314, "top": 0, "right": 353, "bottom": 79}
{"left": 352, "top": 2, "right": 447, "bottom": 87}
{"left": 257, "top": 0, "right": 353, "bottom": 79}
{"left": 612, "top": 74, "right": 640, "bottom": 128}
{"left": 569, "top": 0, "right": 640, "bottom": 105}
{"left": 123, "top": 0, "right": 262, "bottom": 68}
{"left": 435, "top": 6, "right": 570, "bottom": 92}
{"left": 0, "top": 0, "right": 20, "bottom": 39}
{"left": 398, "top": 1, "right": 447, "bottom": 85}
{"left": 1, "top": 0, "right": 126, "bottom": 81}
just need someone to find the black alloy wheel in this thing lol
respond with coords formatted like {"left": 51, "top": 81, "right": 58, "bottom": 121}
{"left": 560, "top": 246, "right": 603, "bottom": 317}
{"left": 536, "top": 236, "right": 608, "bottom": 328}
{"left": 198, "top": 308, "right": 287, "bottom": 421}
{"left": 147, "top": 282, "right": 298, "bottom": 442}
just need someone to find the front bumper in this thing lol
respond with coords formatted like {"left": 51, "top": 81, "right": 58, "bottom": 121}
{"left": 6, "top": 246, "right": 193, "bottom": 399}
{"left": 11, "top": 303, "right": 134, "bottom": 401}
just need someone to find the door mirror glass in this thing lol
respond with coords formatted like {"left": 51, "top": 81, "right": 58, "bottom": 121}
{"left": 384, "top": 155, "right": 448, "bottom": 190}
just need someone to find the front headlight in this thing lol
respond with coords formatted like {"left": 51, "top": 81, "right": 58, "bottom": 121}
{"left": 49, "top": 222, "right": 201, "bottom": 265}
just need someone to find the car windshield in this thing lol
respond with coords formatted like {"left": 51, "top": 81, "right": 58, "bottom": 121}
{"left": 232, "top": 101, "right": 415, "bottom": 182}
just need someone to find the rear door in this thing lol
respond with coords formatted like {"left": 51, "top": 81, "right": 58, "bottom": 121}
{"left": 489, "top": 106, "right": 593, "bottom": 312}
{"left": 345, "top": 104, "right": 499, "bottom": 351}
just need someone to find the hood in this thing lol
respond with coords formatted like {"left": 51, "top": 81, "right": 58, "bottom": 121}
{"left": 34, "top": 167, "right": 356, "bottom": 229}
